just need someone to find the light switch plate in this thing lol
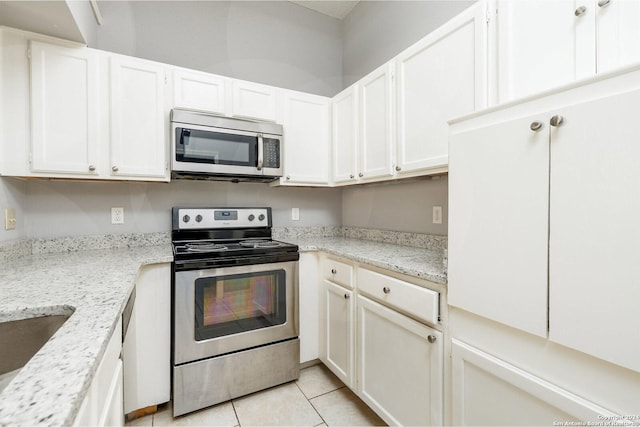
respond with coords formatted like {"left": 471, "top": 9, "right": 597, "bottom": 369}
{"left": 4, "top": 208, "right": 16, "bottom": 230}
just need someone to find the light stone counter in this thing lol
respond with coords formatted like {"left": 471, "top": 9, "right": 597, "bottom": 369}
{"left": 280, "top": 236, "right": 447, "bottom": 285}
{"left": 0, "top": 244, "right": 173, "bottom": 427}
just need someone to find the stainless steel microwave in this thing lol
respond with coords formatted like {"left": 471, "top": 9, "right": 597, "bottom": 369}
{"left": 170, "top": 109, "right": 283, "bottom": 182}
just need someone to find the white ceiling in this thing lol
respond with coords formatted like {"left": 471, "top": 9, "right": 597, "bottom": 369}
{"left": 289, "top": 1, "right": 359, "bottom": 19}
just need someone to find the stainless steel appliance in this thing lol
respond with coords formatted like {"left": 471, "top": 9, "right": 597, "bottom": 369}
{"left": 170, "top": 109, "right": 283, "bottom": 182}
{"left": 171, "top": 207, "right": 299, "bottom": 417}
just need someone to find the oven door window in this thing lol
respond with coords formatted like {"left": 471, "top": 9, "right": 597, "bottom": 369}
{"left": 176, "top": 128, "right": 257, "bottom": 166}
{"left": 194, "top": 270, "right": 286, "bottom": 341}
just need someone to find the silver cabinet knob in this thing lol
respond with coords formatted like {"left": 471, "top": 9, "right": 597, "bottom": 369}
{"left": 112, "top": 165, "right": 119, "bottom": 172}
{"left": 598, "top": 0, "right": 611, "bottom": 7}
{"left": 88, "top": 165, "right": 96, "bottom": 172}
{"left": 550, "top": 115, "right": 565, "bottom": 127}
{"left": 395, "top": 165, "right": 402, "bottom": 172}
{"left": 530, "top": 121, "right": 543, "bottom": 132}
{"left": 575, "top": 5, "right": 587, "bottom": 16}
{"left": 358, "top": 172, "right": 364, "bottom": 178}
{"left": 331, "top": 268, "right": 337, "bottom": 274}
{"left": 286, "top": 175, "right": 291, "bottom": 180}
{"left": 427, "top": 335, "right": 437, "bottom": 343}
{"left": 344, "top": 293, "right": 350, "bottom": 299}
{"left": 349, "top": 174, "right": 354, "bottom": 179}
{"left": 383, "top": 287, "right": 391, "bottom": 294}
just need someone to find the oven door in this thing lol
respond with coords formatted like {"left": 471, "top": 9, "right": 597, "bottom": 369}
{"left": 174, "top": 260, "right": 298, "bottom": 365}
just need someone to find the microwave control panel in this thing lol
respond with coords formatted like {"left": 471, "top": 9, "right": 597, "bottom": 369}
{"left": 263, "top": 138, "right": 280, "bottom": 168}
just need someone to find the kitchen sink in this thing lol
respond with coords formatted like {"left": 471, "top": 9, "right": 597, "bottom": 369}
{"left": 0, "top": 314, "right": 70, "bottom": 393}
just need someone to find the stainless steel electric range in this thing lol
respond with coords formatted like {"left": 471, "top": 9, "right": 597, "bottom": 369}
{"left": 171, "top": 207, "right": 300, "bottom": 417}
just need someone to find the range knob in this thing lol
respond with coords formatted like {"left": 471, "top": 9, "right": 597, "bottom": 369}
{"left": 182, "top": 214, "right": 191, "bottom": 223}
{"left": 248, "top": 214, "right": 255, "bottom": 221}
{"left": 195, "top": 214, "right": 203, "bottom": 223}
{"left": 258, "top": 214, "right": 265, "bottom": 221}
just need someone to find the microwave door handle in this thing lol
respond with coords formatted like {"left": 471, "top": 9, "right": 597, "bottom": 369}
{"left": 257, "top": 133, "right": 264, "bottom": 171}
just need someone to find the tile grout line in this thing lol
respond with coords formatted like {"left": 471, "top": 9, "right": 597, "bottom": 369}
{"left": 294, "top": 380, "right": 329, "bottom": 426}
{"left": 230, "top": 399, "right": 241, "bottom": 427}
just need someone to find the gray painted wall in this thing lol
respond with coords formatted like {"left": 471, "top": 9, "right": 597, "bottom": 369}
{"left": 342, "top": 178, "right": 448, "bottom": 235}
{"left": 23, "top": 180, "right": 342, "bottom": 238}
{"left": 342, "top": 0, "right": 474, "bottom": 86}
{"left": 95, "top": 1, "right": 343, "bottom": 97}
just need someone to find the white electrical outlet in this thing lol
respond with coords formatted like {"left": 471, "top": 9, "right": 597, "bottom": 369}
{"left": 4, "top": 208, "right": 16, "bottom": 230}
{"left": 111, "top": 207, "right": 124, "bottom": 224}
{"left": 432, "top": 206, "right": 443, "bottom": 224}
{"left": 291, "top": 208, "right": 300, "bottom": 221}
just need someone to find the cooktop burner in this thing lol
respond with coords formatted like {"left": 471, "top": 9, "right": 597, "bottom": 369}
{"left": 184, "top": 242, "right": 229, "bottom": 252}
{"left": 239, "top": 240, "right": 285, "bottom": 249}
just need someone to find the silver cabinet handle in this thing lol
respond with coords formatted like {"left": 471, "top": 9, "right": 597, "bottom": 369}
{"left": 598, "top": 0, "right": 611, "bottom": 7}
{"left": 331, "top": 268, "right": 337, "bottom": 274}
{"left": 395, "top": 165, "right": 402, "bottom": 172}
{"left": 575, "top": 5, "right": 587, "bottom": 16}
{"left": 427, "top": 335, "right": 437, "bottom": 343}
{"left": 550, "top": 115, "right": 565, "bottom": 127}
{"left": 530, "top": 121, "right": 543, "bottom": 132}
{"left": 349, "top": 174, "right": 354, "bottom": 179}
{"left": 112, "top": 166, "right": 119, "bottom": 172}
{"left": 358, "top": 172, "right": 364, "bottom": 178}
{"left": 88, "top": 165, "right": 96, "bottom": 172}
{"left": 257, "top": 133, "right": 264, "bottom": 171}
{"left": 344, "top": 293, "right": 350, "bottom": 299}
{"left": 383, "top": 287, "right": 391, "bottom": 294}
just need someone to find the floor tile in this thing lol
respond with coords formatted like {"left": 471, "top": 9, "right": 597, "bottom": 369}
{"left": 310, "top": 388, "right": 386, "bottom": 427}
{"left": 233, "top": 382, "right": 323, "bottom": 426}
{"left": 296, "top": 364, "right": 345, "bottom": 399}
{"left": 153, "top": 400, "right": 238, "bottom": 426}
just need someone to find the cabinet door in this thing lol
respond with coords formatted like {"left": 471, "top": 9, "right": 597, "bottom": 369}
{"left": 451, "top": 339, "right": 615, "bottom": 426}
{"left": 231, "top": 80, "right": 278, "bottom": 122}
{"left": 396, "top": 1, "right": 487, "bottom": 174}
{"left": 357, "top": 295, "right": 443, "bottom": 426}
{"left": 30, "top": 41, "right": 99, "bottom": 175}
{"left": 359, "top": 63, "right": 394, "bottom": 181}
{"left": 173, "top": 69, "right": 227, "bottom": 115}
{"left": 449, "top": 113, "right": 549, "bottom": 338}
{"left": 495, "top": 0, "right": 595, "bottom": 103}
{"left": 332, "top": 86, "right": 358, "bottom": 184}
{"left": 322, "top": 280, "right": 354, "bottom": 387}
{"left": 549, "top": 88, "right": 640, "bottom": 373}
{"left": 280, "top": 91, "right": 330, "bottom": 185}
{"left": 110, "top": 56, "right": 167, "bottom": 179}
{"left": 596, "top": 0, "right": 640, "bottom": 74}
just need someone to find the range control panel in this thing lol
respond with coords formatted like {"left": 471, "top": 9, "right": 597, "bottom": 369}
{"left": 176, "top": 207, "right": 270, "bottom": 229}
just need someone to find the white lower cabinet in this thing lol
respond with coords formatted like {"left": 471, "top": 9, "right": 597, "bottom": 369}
{"left": 73, "top": 318, "right": 124, "bottom": 427}
{"left": 321, "top": 279, "right": 355, "bottom": 388}
{"left": 451, "top": 339, "right": 616, "bottom": 426}
{"left": 357, "top": 295, "right": 443, "bottom": 426}
{"left": 122, "top": 263, "right": 171, "bottom": 415}
{"left": 319, "top": 256, "right": 444, "bottom": 426}
{"left": 299, "top": 253, "right": 320, "bottom": 364}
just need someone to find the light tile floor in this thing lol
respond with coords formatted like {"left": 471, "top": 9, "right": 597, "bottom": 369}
{"left": 128, "top": 364, "right": 386, "bottom": 427}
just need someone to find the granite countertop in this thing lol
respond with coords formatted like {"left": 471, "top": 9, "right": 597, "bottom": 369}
{"left": 282, "top": 236, "right": 447, "bottom": 285}
{"left": 0, "top": 244, "right": 173, "bottom": 427}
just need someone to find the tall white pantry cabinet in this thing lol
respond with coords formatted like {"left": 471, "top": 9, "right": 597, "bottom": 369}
{"left": 449, "top": 64, "right": 640, "bottom": 424}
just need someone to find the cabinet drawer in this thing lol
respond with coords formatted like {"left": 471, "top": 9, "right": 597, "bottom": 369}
{"left": 357, "top": 268, "right": 439, "bottom": 325}
{"left": 323, "top": 259, "right": 353, "bottom": 289}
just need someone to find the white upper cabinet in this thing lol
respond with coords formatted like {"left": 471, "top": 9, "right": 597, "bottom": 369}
{"left": 332, "top": 86, "right": 358, "bottom": 185}
{"left": 396, "top": 1, "right": 487, "bottom": 175}
{"left": 279, "top": 90, "right": 330, "bottom": 185}
{"left": 449, "top": 112, "right": 550, "bottom": 338}
{"left": 358, "top": 63, "right": 395, "bottom": 181}
{"left": 493, "top": 0, "right": 640, "bottom": 104}
{"left": 231, "top": 80, "right": 279, "bottom": 122}
{"left": 30, "top": 41, "right": 100, "bottom": 175}
{"left": 172, "top": 69, "right": 228, "bottom": 115}
{"left": 110, "top": 56, "right": 168, "bottom": 179}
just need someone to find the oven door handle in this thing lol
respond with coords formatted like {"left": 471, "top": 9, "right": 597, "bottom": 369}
{"left": 257, "top": 133, "right": 264, "bottom": 171}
